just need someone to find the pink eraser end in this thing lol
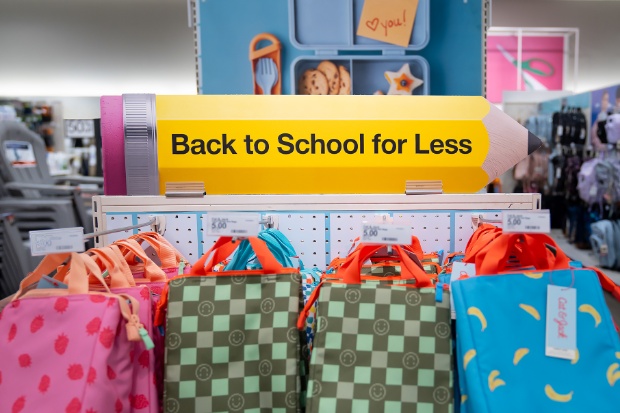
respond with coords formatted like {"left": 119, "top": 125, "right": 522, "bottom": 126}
{"left": 100, "top": 96, "right": 126, "bottom": 195}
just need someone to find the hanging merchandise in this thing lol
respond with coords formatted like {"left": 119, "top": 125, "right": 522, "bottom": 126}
{"left": 606, "top": 113, "right": 620, "bottom": 144}
{"left": 452, "top": 231, "right": 620, "bottom": 413}
{"left": 0, "top": 253, "right": 149, "bottom": 413}
{"left": 524, "top": 115, "right": 553, "bottom": 145}
{"left": 300, "top": 243, "right": 452, "bottom": 412}
{"left": 160, "top": 237, "right": 305, "bottom": 413}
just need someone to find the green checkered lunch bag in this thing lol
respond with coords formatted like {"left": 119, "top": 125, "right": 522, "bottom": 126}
{"left": 162, "top": 237, "right": 304, "bottom": 413}
{"left": 299, "top": 244, "right": 453, "bottom": 413}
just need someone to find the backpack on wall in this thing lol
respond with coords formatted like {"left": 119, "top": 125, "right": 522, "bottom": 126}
{"left": 605, "top": 113, "right": 620, "bottom": 144}
{"left": 590, "top": 220, "right": 617, "bottom": 269}
{"left": 578, "top": 158, "right": 601, "bottom": 205}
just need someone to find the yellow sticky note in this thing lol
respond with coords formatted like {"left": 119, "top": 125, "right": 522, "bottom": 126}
{"left": 356, "top": 0, "right": 419, "bottom": 48}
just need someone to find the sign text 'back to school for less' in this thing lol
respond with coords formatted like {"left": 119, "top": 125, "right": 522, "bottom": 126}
{"left": 171, "top": 132, "right": 473, "bottom": 156}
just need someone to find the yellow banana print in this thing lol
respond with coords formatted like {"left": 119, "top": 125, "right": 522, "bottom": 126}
{"left": 616, "top": 352, "right": 620, "bottom": 359}
{"left": 488, "top": 370, "right": 506, "bottom": 392}
{"left": 578, "top": 304, "right": 601, "bottom": 327}
{"left": 519, "top": 304, "right": 541, "bottom": 320}
{"left": 544, "top": 384, "right": 573, "bottom": 402}
{"left": 524, "top": 272, "right": 543, "bottom": 279}
{"left": 467, "top": 307, "right": 487, "bottom": 331}
{"left": 463, "top": 349, "right": 477, "bottom": 370}
{"left": 571, "top": 349, "right": 579, "bottom": 365}
{"left": 461, "top": 395, "right": 468, "bottom": 404}
{"left": 513, "top": 348, "right": 529, "bottom": 366}
{"left": 607, "top": 363, "right": 620, "bottom": 386}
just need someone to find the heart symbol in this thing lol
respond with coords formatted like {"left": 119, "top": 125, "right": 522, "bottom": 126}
{"left": 366, "top": 18, "right": 379, "bottom": 31}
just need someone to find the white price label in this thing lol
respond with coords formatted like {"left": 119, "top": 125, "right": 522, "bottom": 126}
{"left": 361, "top": 223, "right": 410, "bottom": 245}
{"left": 502, "top": 211, "right": 550, "bottom": 234}
{"left": 450, "top": 262, "right": 477, "bottom": 319}
{"left": 206, "top": 213, "right": 260, "bottom": 237}
{"left": 29, "top": 227, "right": 85, "bottom": 256}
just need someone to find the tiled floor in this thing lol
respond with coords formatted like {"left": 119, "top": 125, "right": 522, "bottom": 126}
{"left": 551, "top": 229, "right": 620, "bottom": 285}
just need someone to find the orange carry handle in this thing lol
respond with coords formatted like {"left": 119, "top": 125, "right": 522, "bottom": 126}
{"left": 475, "top": 233, "right": 570, "bottom": 275}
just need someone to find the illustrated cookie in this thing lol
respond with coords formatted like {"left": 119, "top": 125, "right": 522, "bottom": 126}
{"left": 317, "top": 60, "right": 340, "bottom": 95}
{"left": 299, "top": 69, "right": 329, "bottom": 95}
{"left": 338, "top": 65, "right": 351, "bottom": 95}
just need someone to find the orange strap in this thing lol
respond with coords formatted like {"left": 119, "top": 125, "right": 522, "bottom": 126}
{"left": 17, "top": 253, "right": 71, "bottom": 294}
{"left": 190, "top": 236, "right": 235, "bottom": 275}
{"left": 113, "top": 238, "right": 167, "bottom": 282}
{"left": 86, "top": 246, "right": 135, "bottom": 288}
{"left": 475, "top": 233, "right": 570, "bottom": 275}
{"left": 15, "top": 253, "right": 87, "bottom": 299}
{"left": 464, "top": 224, "right": 503, "bottom": 263}
{"left": 129, "top": 232, "right": 178, "bottom": 268}
{"left": 337, "top": 244, "right": 434, "bottom": 287}
{"left": 586, "top": 266, "right": 620, "bottom": 303}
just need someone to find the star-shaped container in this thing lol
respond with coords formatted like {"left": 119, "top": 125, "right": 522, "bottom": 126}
{"left": 384, "top": 63, "right": 424, "bottom": 95}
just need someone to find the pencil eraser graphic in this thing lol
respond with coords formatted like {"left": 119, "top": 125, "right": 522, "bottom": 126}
{"left": 528, "top": 131, "right": 542, "bottom": 155}
{"left": 100, "top": 95, "right": 126, "bottom": 195}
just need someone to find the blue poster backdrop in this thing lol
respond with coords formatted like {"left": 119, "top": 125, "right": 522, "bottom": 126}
{"left": 195, "top": 0, "right": 485, "bottom": 96}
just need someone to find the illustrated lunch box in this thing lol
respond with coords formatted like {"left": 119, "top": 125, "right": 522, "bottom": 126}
{"left": 288, "top": 0, "right": 430, "bottom": 95}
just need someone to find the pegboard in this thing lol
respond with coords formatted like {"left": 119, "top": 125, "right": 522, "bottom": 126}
{"left": 453, "top": 211, "right": 503, "bottom": 253}
{"left": 137, "top": 213, "right": 200, "bottom": 263}
{"left": 277, "top": 213, "right": 326, "bottom": 269}
{"left": 104, "top": 214, "right": 134, "bottom": 244}
{"left": 393, "top": 212, "right": 451, "bottom": 254}
{"left": 329, "top": 212, "right": 379, "bottom": 261}
{"left": 93, "top": 194, "right": 540, "bottom": 268}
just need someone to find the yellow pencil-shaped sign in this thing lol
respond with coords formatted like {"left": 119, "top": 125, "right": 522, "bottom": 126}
{"left": 109, "top": 94, "right": 540, "bottom": 195}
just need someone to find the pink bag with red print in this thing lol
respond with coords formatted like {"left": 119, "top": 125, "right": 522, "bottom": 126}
{"left": 0, "top": 253, "right": 146, "bottom": 413}
{"left": 111, "top": 239, "right": 172, "bottom": 409}
{"left": 83, "top": 246, "right": 160, "bottom": 413}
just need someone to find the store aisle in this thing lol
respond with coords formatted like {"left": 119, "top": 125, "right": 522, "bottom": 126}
{"left": 551, "top": 229, "right": 620, "bottom": 285}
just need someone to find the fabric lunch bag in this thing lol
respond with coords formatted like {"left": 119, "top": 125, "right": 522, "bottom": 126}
{"left": 161, "top": 236, "right": 304, "bottom": 413}
{"left": 452, "top": 233, "right": 620, "bottom": 413}
{"left": 301, "top": 243, "right": 453, "bottom": 413}
{"left": 0, "top": 252, "right": 148, "bottom": 413}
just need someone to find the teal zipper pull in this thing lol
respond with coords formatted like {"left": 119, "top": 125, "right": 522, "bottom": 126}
{"left": 139, "top": 327, "right": 155, "bottom": 350}
{"left": 178, "top": 261, "right": 186, "bottom": 275}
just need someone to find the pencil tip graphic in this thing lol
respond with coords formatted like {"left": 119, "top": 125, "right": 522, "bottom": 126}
{"left": 527, "top": 132, "right": 542, "bottom": 155}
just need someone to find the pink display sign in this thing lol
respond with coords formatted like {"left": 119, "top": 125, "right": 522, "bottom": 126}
{"left": 487, "top": 35, "right": 565, "bottom": 103}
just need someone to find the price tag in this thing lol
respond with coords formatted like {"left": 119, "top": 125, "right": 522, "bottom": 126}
{"left": 361, "top": 223, "right": 410, "bottom": 245}
{"left": 545, "top": 285, "right": 577, "bottom": 360}
{"left": 29, "top": 227, "right": 85, "bottom": 256}
{"left": 65, "top": 119, "right": 95, "bottom": 138}
{"left": 557, "top": 125, "right": 563, "bottom": 136}
{"left": 502, "top": 211, "right": 550, "bottom": 234}
{"left": 450, "top": 262, "right": 477, "bottom": 319}
{"left": 206, "top": 213, "right": 260, "bottom": 237}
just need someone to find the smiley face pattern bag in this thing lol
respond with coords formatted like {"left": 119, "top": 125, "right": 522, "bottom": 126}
{"left": 302, "top": 244, "right": 453, "bottom": 413}
{"left": 163, "top": 237, "right": 303, "bottom": 413}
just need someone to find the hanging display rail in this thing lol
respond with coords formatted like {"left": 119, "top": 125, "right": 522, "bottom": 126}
{"left": 93, "top": 193, "right": 540, "bottom": 269}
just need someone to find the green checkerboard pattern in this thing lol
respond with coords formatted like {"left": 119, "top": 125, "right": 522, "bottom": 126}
{"left": 164, "top": 273, "right": 303, "bottom": 413}
{"left": 306, "top": 284, "right": 453, "bottom": 413}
